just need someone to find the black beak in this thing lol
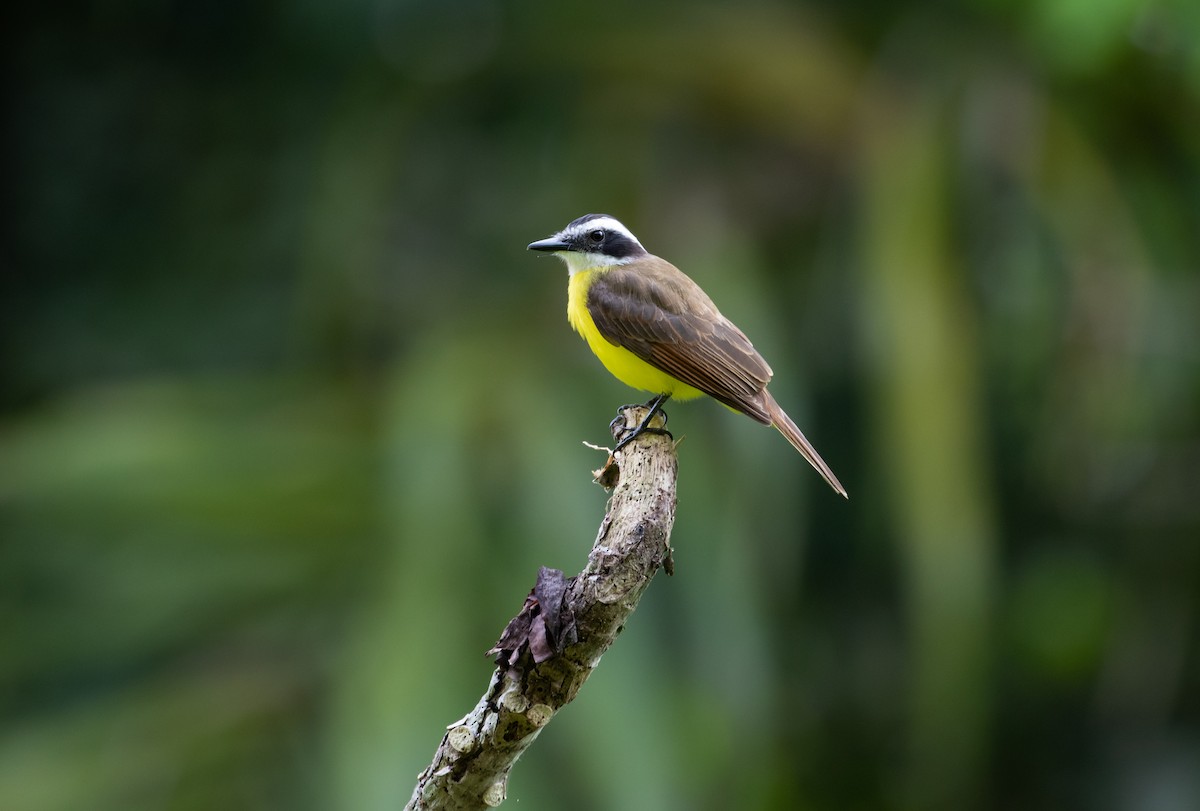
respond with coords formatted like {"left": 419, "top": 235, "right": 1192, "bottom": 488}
{"left": 527, "top": 236, "right": 569, "bottom": 252}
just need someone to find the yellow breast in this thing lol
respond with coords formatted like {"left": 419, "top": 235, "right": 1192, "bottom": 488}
{"left": 567, "top": 269, "right": 704, "bottom": 400}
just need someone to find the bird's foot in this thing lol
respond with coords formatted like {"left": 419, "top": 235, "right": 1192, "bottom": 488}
{"left": 611, "top": 394, "right": 672, "bottom": 452}
{"left": 614, "top": 396, "right": 673, "bottom": 421}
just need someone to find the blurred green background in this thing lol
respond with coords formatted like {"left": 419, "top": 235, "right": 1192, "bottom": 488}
{"left": 5, "top": 1, "right": 1199, "bottom": 809}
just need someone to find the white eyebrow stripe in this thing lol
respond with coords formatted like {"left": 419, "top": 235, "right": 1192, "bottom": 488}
{"left": 564, "top": 217, "right": 642, "bottom": 247}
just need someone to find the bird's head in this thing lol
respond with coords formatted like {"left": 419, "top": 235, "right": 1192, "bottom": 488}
{"left": 528, "top": 214, "right": 648, "bottom": 274}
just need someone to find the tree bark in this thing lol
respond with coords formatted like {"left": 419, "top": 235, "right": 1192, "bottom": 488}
{"left": 404, "top": 405, "right": 678, "bottom": 809}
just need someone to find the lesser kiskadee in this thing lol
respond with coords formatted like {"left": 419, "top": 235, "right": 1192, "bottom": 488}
{"left": 529, "top": 214, "right": 847, "bottom": 498}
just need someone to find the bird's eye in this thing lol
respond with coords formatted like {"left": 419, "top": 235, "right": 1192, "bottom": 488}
{"left": 588, "top": 229, "right": 604, "bottom": 243}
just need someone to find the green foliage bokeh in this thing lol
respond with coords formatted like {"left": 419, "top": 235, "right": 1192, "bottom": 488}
{"left": 5, "top": 1, "right": 1199, "bottom": 809}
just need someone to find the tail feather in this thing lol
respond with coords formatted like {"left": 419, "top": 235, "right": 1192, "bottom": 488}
{"left": 763, "top": 391, "right": 848, "bottom": 498}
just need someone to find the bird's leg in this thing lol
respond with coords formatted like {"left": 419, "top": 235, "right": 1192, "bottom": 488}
{"left": 612, "top": 395, "right": 671, "bottom": 425}
{"left": 612, "top": 393, "right": 672, "bottom": 452}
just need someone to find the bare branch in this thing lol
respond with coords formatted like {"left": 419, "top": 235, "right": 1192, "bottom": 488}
{"left": 405, "top": 406, "right": 678, "bottom": 809}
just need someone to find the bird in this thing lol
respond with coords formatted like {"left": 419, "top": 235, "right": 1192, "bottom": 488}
{"left": 528, "top": 213, "right": 847, "bottom": 498}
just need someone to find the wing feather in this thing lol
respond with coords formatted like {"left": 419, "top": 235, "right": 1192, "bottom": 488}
{"left": 586, "top": 259, "right": 774, "bottom": 423}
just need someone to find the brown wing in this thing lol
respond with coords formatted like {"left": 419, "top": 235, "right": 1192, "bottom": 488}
{"left": 586, "top": 257, "right": 775, "bottom": 424}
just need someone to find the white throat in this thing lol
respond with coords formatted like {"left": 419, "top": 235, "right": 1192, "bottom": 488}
{"left": 558, "top": 250, "right": 633, "bottom": 275}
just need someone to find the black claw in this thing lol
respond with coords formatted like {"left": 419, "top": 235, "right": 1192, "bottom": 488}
{"left": 638, "top": 427, "right": 674, "bottom": 440}
{"left": 612, "top": 393, "right": 671, "bottom": 453}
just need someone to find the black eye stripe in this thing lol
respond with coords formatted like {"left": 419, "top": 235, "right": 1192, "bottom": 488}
{"left": 559, "top": 216, "right": 646, "bottom": 260}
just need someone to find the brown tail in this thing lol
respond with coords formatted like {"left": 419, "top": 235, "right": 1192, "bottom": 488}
{"left": 763, "top": 391, "right": 848, "bottom": 498}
